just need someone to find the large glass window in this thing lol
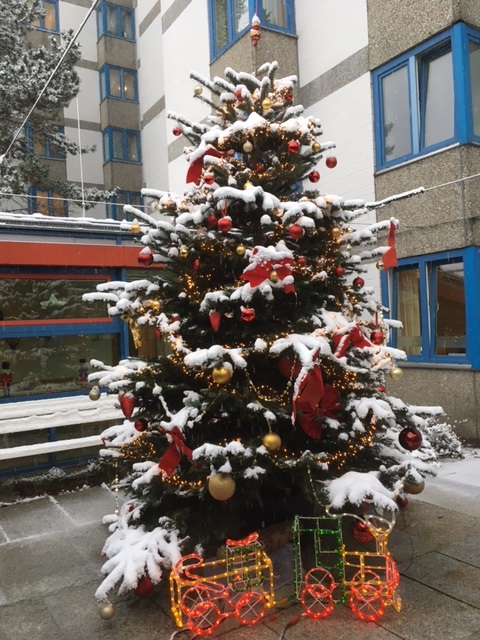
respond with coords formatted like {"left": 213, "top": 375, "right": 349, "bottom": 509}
{"left": 373, "top": 23, "right": 480, "bottom": 169}
{"left": 0, "top": 333, "right": 118, "bottom": 399}
{"left": 28, "top": 188, "right": 68, "bottom": 217}
{"left": 106, "top": 191, "right": 144, "bottom": 221}
{"left": 99, "top": 66, "right": 137, "bottom": 102}
{"left": 27, "top": 124, "right": 65, "bottom": 160}
{"left": 97, "top": 2, "right": 135, "bottom": 41}
{"left": 209, "top": 0, "right": 295, "bottom": 58}
{"left": 383, "top": 251, "right": 474, "bottom": 365}
{"left": 31, "top": 0, "right": 59, "bottom": 32}
{"left": 102, "top": 127, "right": 141, "bottom": 163}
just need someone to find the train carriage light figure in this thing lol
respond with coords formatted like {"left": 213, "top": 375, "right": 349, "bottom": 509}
{"left": 169, "top": 532, "right": 275, "bottom": 635}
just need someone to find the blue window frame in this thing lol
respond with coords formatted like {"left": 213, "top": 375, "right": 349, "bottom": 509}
{"left": 208, "top": 0, "right": 295, "bottom": 59}
{"left": 106, "top": 191, "right": 144, "bottom": 220}
{"left": 381, "top": 248, "right": 480, "bottom": 367}
{"left": 97, "top": 1, "right": 135, "bottom": 41}
{"left": 373, "top": 23, "right": 480, "bottom": 170}
{"left": 99, "top": 65, "right": 138, "bottom": 102}
{"left": 28, "top": 188, "right": 68, "bottom": 217}
{"left": 102, "top": 127, "right": 141, "bottom": 163}
{"left": 31, "top": 0, "right": 59, "bottom": 33}
{"left": 26, "top": 124, "right": 65, "bottom": 159}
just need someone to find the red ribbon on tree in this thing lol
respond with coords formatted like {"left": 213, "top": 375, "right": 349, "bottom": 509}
{"left": 382, "top": 219, "right": 398, "bottom": 270}
{"left": 186, "top": 147, "right": 227, "bottom": 185}
{"left": 333, "top": 326, "right": 373, "bottom": 358}
{"left": 158, "top": 427, "right": 193, "bottom": 477}
{"left": 292, "top": 351, "right": 341, "bottom": 439}
{"left": 240, "top": 251, "right": 295, "bottom": 294}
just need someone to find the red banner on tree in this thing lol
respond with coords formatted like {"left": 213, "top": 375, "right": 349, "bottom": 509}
{"left": 159, "top": 427, "right": 193, "bottom": 477}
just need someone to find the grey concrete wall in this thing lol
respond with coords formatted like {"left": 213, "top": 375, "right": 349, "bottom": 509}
{"left": 367, "top": 0, "right": 480, "bottom": 69}
{"left": 97, "top": 37, "right": 136, "bottom": 70}
{"left": 387, "top": 366, "right": 480, "bottom": 442}
{"left": 375, "top": 145, "right": 480, "bottom": 257}
{"left": 103, "top": 161, "right": 142, "bottom": 191}
{"left": 100, "top": 99, "right": 140, "bottom": 130}
{"left": 210, "top": 29, "right": 298, "bottom": 83}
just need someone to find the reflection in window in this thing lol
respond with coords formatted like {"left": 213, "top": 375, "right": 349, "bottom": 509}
{"left": 262, "top": 0, "right": 287, "bottom": 28}
{"left": 0, "top": 277, "right": 108, "bottom": 322}
{"left": 109, "top": 68, "right": 122, "bottom": 97}
{"left": 469, "top": 40, "right": 480, "bottom": 136}
{"left": 435, "top": 262, "right": 466, "bottom": 355}
{"left": 213, "top": 0, "right": 228, "bottom": 52}
{"left": 0, "top": 333, "right": 118, "bottom": 399}
{"left": 233, "top": 0, "right": 249, "bottom": 33}
{"left": 396, "top": 268, "right": 421, "bottom": 355}
{"left": 423, "top": 48, "right": 454, "bottom": 148}
{"left": 382, "top": 66, "right": 411, "bottom": 162}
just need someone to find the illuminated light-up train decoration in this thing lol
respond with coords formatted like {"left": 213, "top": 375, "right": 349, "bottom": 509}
{"left": 293, "top": 506, "right": 401, "bottom": 622}
{"left": 169, "top": 532, "right": 275, "bottom": 635}
{"left": 170, "top": 507, "right": 400, "bottom": 633}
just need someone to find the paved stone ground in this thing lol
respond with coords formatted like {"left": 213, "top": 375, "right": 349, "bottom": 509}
{"left": 0, "top": 457, "right": 479, "bottom": 640}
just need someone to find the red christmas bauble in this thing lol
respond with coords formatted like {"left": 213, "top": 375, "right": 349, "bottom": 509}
{"left": 193, "top": 258, "right": 200, "bottom": 269}
{"left": 326, "top": 156, "right": 337, "bottom": 168}
{"left": 134, "top": 418, "right": 148, "bottom": 432}
{"left": 309, "top": 170, "right": 320, "bottom": 183}
{"left": 398, "top": 427, "right": 423, "bottom": 451}
{"left": 284, "top": 92, "right": 293, "bottom": 102}
{"left": 235, "top": 88, "right": 243, "bottom": 101}
{"left": 351, "top": 521, "right": 374, "bottom": 543}
{"left": 204, "top": 173, "right": 215, "bottom": 185}
{"left": 287, "top": 140, "right": 300, "bottom": 154}
{"left": 134, "top": 575, "right": 155, "bottom": 597}
{"left": 209, "top": 311, "right": 221, "bottom": 332}
{"left": 255, "top": 162, "right": 265, "bottom": 173}
{"left": 207, "top": 213, "right": 218, "bottom": 228}
{"left": 241, "top": 307, "right": 255, "bottom": 322}
{"left": 370, "top": 329, "right": 384, "bottom": 345}
{"left": 352, "top": 277, "right": 365, "bottom": 290}
{"left": 119, "top": 393, "right": 135, "bottom": 419}
{"left": 289, "top": 224, "right": 304, "bottom": 240}
{"left": 297, "top": 256, "right": 307, "bottom": 267}
{"left": 397, "top": 496, "right": 409, "bottom": 508}
{"left": 172, "top": 127, "right": 181, "bottom": 137}
{"left": 378, "top": 384, "right": 386, "bottom": 394}
{"left": 138, "top": 251, "right": 153, "bottom": 267}
{"left": 218, "top": 217, "right": 232, "bottom": 232}
{"left": 335, "top": 266, "right": 345, "bottom": 276}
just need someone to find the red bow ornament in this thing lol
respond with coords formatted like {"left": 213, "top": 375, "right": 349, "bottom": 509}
{"left": 292, "top": 360, "right": 341, "bottom": 439}
{"left": 158, "top": 426, "right": 193, "bottom": 477}
{"left": 240, "top": 249, "right": 295, "bottom": 294}
{"left": 333, "top": 325, "right": 373, "bottom": 358}
{"left": 186, "top": 146, "right": 227, "bottom": 185}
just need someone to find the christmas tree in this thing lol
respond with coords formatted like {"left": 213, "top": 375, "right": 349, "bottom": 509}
{"left": 87, "top": 61, "right": 450, "bottom": 602}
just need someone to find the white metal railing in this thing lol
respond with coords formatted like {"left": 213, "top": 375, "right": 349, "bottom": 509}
{"left": 0, "top": 394, "right": 122, "bottom": 462}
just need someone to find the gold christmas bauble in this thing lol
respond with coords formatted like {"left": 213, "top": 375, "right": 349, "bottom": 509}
{"left": 89, "top": 386, "right": 100, "bottom": 401}
{"left": 208, "top": 473, "right": 236, "bottom": 501}
{"left": 312, "top": 141, "right": 321, "bottom": 153}
{"left": 269, "top": 270, "right": 279, "bottom": 283}
{"left": 193, "top": 85, "right": 203, "bottom": 96}
{"left": 149, "top": 300, "right": 161, "bottom": 313}
{"left": 389, "top": 366, "right": 404, "bottom": 382}
{"left": 212, "top": 365, "right": 232, "bottom": 385}
{"left": 179, "top": 246, "right": 189, "bottom": 258}
{"left": 130, "top": 222, "right": 141, "bottom": 234}
{"left": 376, "top": 260, "right": 385, "bottom": 271}
{"left": 236, "top": 244, "right": 246, "bottom": 256}
{"left": 331, "top": 227, "right": 342, "bottom": 239}
{"left": 98, "top": 601, "right": 115, "bottom": 620}
{"left": 244, "top": 181, "right": 254, "bottom": 190}
{"left": 262, "top": 432, "right": 282, "bottom": 452}
{"left": 404, "top": 479, "right": 425, "bottom": 495}
{"left": 261, "top": 97, "right": 273, "bottom": 110}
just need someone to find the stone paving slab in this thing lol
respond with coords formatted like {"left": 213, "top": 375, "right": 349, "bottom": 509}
{"left": 0, "top": 495, "right": 74, "bottom": 541}
{"left": 54, "top": 486, "right": 117, "bottom": 526}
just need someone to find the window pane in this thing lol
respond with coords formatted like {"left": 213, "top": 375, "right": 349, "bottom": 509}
{"left": 0, "top": 276, "right": 108, "bottom": 321}
{"left": 109, "top": 68, "right": 122, "bottom": 97}
{"left": 33, "top": 133, "right": 46, "bottom": 157}
{"left": 49, "top": 126, "right": 65, "bottom": 159}
{"left": 123, "top": 70, "right": 135, "bottom": 100}
{"left": 0, "top": 334, "right": 118, "bottom": 399}
{"left": 44, "top": 2, "right": 57, "bottom": 31}
{"left": 112, "top": 130, "right": 124, "bottom": 159}
{"left": 214, "top": 0, "right": 228, "bottom": 52}
{"left": 262, "top": 0, "right": 287, "bottom": 28}
{"left": 435, "top": 262, "right": 466, "bottom": 356}
{"left": 233, "top": 0, "right": 249, "bottom": 34}
{"left": 126, "top": 133, "right": 138, "bottom": 161}
{"left": 120, "top": 8, "right": 133, "bottom": 38}
{"left": 103, "top": 131, "right": 110, "bottom": 161}
{"left": 51, "top": 193, "right": 65, "bottom": 217}
{"left": 396, "top": 268, "right": 421, "bottom": 355}
{"left": 423, "top": 48, "right": 454, "bottom": 148}
{"left": 469, "top": 40, "right": 480, "bottom": 137}
{"left": 106, "top": 5, "right": 117, "bottom": 34}
{"left": 382, "top": 66, "right": 411, "bottom": 162}
{"left": 35, "top": 191, "right": 50, "bottom": 215}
